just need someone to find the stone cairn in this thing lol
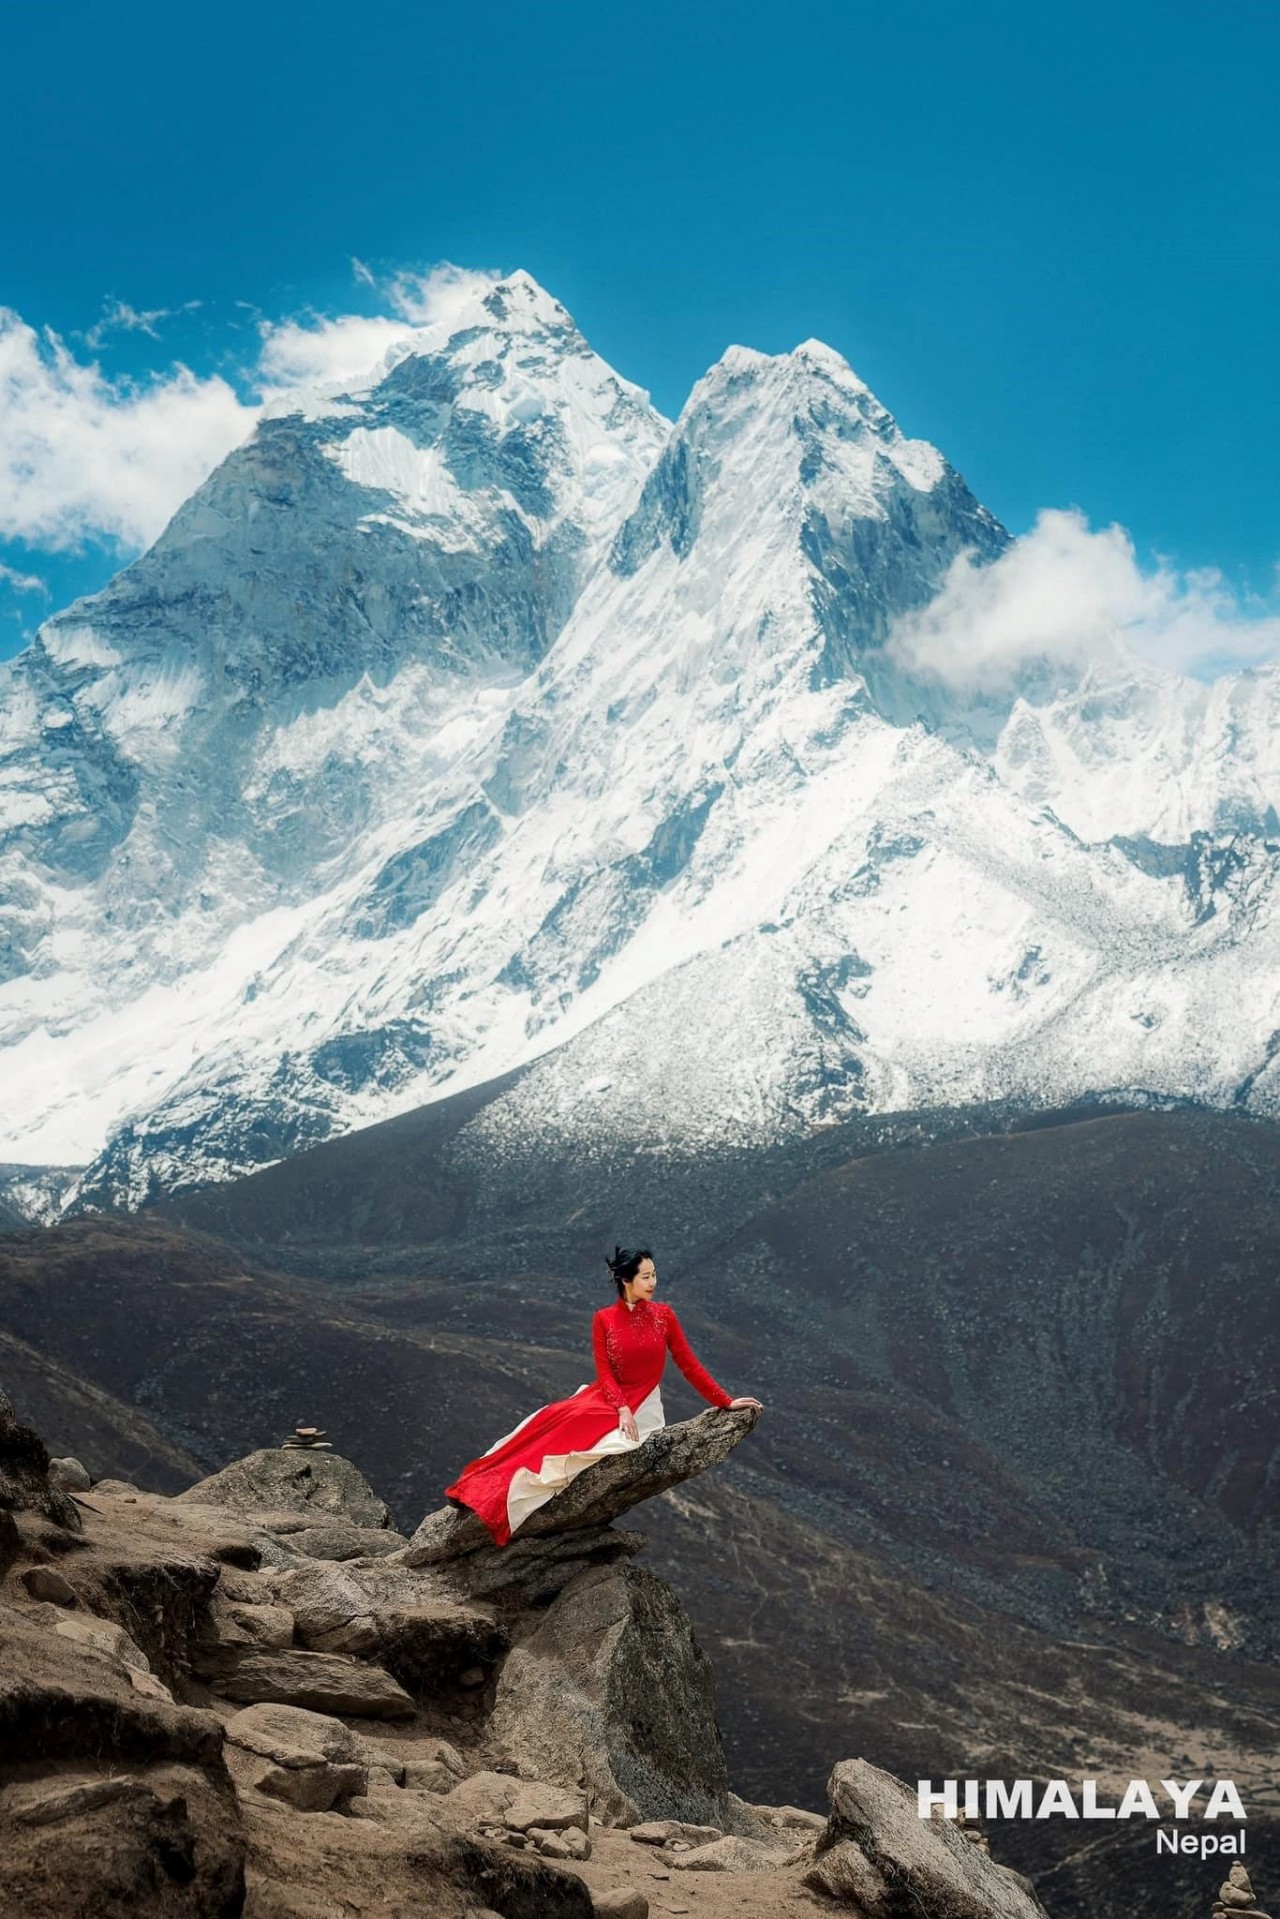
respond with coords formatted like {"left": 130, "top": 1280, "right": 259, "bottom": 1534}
{"left": 281, "top": 1425, "right": 332, "bottom": 1452}
{"left": 1215, "top": 1864, "right": 1271, "bottom": 1919}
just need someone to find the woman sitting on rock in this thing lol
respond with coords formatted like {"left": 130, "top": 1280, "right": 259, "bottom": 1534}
{"left": 444, "top": 1247, "right": 762, "bottom": 1546}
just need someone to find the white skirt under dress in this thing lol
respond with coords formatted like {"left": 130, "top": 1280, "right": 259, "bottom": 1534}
{"left": 483, "top": 1383, "right": 666, "bottom": 1538}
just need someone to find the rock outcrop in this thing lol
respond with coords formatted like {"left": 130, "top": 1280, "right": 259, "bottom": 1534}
{"left": 401, "top": 1407, "right": 762, "bottom": 1829}
{"left": 0, "top": 1387, "right": 1060, "bottom": 1917}
{"left": 176, "top": 1448, "right": 396, "bottom": 1533}
{"left": 804, "top": 1759, "right": 1051, "bottom": 1918}
{"left": 0, "top": 1393, "right": 82, "bottom": 1532}
{"left": 401, "top": 1406, "right": 760, "bottom": 1567}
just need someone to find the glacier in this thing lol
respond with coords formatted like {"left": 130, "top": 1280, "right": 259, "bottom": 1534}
{"left": 1, "top": 268, "right": 1278, "bottom": 1210}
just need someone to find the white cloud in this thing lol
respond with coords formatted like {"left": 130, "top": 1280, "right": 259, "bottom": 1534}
{"left": 0, "top": 263, "right": 503, "bottom": 558}
{"left": 0, "top": 560, "right": 48, "bottom": 594}
{"left": 83, "top": 297, "right": 201, "bottom": 349}
{"left": 384, "top": 262, "right": 502, "bottom": 326}
{"left": 888, "top": 508, "right": 1280, "bottom": 688}
{"left": 255, "top": 263, "right": 502, "bottom": 401}
{"left": 0, "top": 309, "right": 255, "bottom": 550}
{"left": 255, "top": 312, "right": 421, "bottom": 399}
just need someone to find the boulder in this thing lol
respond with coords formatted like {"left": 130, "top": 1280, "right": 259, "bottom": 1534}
{"left": 49, "top": 1456, "right": 92, "bottom": 1492}
{"left": 209, "top": 1647, "right": 415, "bottom": 1718}
{"left": 402, "top": 1739, "right": 467, "bottom": 1790}
{"left": 529, "top": 1826, "right": 573, "bottom": 1858}
{"left": 504, "top": 1781, "right": 591, "bottom": 1833}
{"left": 222, "top": 1701, "right": 366, "bottom": 1767}
{"left": 21, "top": 1564, "right": 77, "bottom": 1604}
{"left": 0, "top": 1606, "right": 226, "bottom": 1771}
{"left": 251, "top": 1757, "right": 367, "bottom": 1812}
{"left": 219, "top": 1600, "right": 295, "bottom": 1649}
{"left": 343, "top": 1604, "right": 506, "bottom": 1699}
{"left": 400, "top": 1517, "right": 647, "bottom": 1609}
{"left": 804, "top": 1835, "right": 894, "bottom": 1907}
{"left": 488, "top": 1558, "right": 733, "bottom": 1828}
{"left": 0, "top": 1761, "right": 246, "bottom": 1919}
{"left": 177, "top": 1449, "right": 393, "bottom": 1530}
{"left": 810, "top": 1759, "right": 1051, "bottom": 1919}
{"left": 52, "top": 1612, "right": 152, "bottom": 1673}
{"left": 403, "top": 1407, "right": 758, "bottom": 1567}
{"left": 271, "top": 1561, "right": 370, "bottom": 1640}
{"left": 269, "top": 1556, "right": 506, "bottom": 1694}
{"left": 629, "top": 1819, "right": 723, "bottom": 1847}
{"left": 591, "top": 1893, "right": 649, "bottom": 1919}
{"left": 0, "top": 1405, "right": 81, "bottom": 1531}
{"left": 441, "top": 1769, "right": 586, "bottom": 1834}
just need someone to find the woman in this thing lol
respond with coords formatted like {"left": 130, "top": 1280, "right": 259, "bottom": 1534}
{"left": 444, "top": 1247, "right": 763, "bottom": 1546}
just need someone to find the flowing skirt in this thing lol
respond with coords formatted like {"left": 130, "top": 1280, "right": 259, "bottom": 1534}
{"left": 445, "top": 1380, "right": 665, "bottom": 1546}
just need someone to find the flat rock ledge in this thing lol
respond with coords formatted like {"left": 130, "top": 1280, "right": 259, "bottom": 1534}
{"left": 401, "top": 1405, "right": 760, "bottom": 1567}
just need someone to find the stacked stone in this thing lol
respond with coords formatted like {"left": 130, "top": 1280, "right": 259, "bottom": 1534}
{"left": 281, "top": 1425, "right": 333, "bottom": 1451}
{"left": 1214, "top": 1864, "right": 1271, "bottom": 1919}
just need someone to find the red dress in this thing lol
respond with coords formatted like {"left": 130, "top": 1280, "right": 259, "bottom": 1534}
{"left": 445, "top": 1298, "right": 733, "bottom": 1546}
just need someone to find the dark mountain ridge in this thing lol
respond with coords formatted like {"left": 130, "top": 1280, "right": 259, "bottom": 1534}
{"left": 3, "top": 1101, "right": 1279, "bottom": 1918}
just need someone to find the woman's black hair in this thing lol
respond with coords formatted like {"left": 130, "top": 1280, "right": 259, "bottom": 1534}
{"left": 605, "top": 1245, "right": 654, "bottom": 1299}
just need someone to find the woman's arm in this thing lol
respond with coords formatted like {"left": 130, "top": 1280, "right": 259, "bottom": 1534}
{"left": 592, "top": 1310, "right": 630, "bottom": 1412}
{"left": 663, "top": 1307, "right": 734, "bottom": 1408}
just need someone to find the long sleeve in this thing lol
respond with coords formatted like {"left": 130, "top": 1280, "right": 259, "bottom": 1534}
{"left": 592, "top": 1309, "right": 628, "bottom": 1410}
{"left": 663, "top": 1307, "right": 733, "bottom": 1408}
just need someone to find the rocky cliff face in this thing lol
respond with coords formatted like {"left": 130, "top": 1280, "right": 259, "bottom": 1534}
{"left": 0, "top": 1391, "right": 1052, "bottom": 1918}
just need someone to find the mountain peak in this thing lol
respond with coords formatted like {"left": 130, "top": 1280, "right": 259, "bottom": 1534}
{"left": 791, "top": 336, "right": 865, "bottom": 382}
{"left": 706, "top": 337, "right": 867, "bottom": 397}
{"left": 481, "top": 268, "right": 574, "bottom": 332}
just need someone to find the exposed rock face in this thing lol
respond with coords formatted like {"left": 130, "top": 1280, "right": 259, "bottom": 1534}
{"left": 403, "top": 1407, "right": 762, "bottom": 1829}
{"left": 805, "top": 1759, "right": 1051, "bottom": 1918}
{"left": 176, "top": 1449, "right": 393, "bottom": 1530}
{"left": 0, "top": 1403, "right": 1062, "bottom": 1917}
{"left": 0, "top": 1764, "right": 247, "bottom": 1918}
{"left": 489, "top": 1559, "right": 732, "bottom": 1827}
{"left": 0, "top": 1598, "right": 246, "bottom": 1918}
{"left": 0, "top": 1396, "right": 81, "bottom": 1531}
{"left": 208, "top": 1646, "right": 417, "bottom": 1718}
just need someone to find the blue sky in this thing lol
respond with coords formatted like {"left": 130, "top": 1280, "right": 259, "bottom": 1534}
{"left": 2, "top": 0, "right": 1277, "bottom": 663}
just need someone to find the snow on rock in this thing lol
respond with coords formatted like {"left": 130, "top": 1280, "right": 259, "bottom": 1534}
{"left": 1, "top": 270, "right": 1279, "bottom": 1206}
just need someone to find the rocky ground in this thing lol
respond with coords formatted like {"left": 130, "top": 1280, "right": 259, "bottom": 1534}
{"left": 0, "top": 1387, "right": 1050, "bottom": 1919}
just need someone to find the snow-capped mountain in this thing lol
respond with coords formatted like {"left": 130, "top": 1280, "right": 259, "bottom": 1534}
{"left": 2, "top": 269, "right": 1279, "bottom": 1209}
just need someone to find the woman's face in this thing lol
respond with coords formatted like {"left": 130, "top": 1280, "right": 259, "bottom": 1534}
{"left": 626, "top": 1257, "right": 658, "bottom": 1302}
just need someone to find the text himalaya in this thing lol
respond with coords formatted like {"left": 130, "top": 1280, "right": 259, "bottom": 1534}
{"left": 918, "top": 1780, "right": 1246, "bottom": 1820}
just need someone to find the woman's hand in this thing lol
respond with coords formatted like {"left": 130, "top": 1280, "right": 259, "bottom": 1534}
{"left": 729, "top": 1396, "right": 763, "bottom": 1411}
{"left": 619, "top": 1407, "right": 640, "bottom": 1442}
